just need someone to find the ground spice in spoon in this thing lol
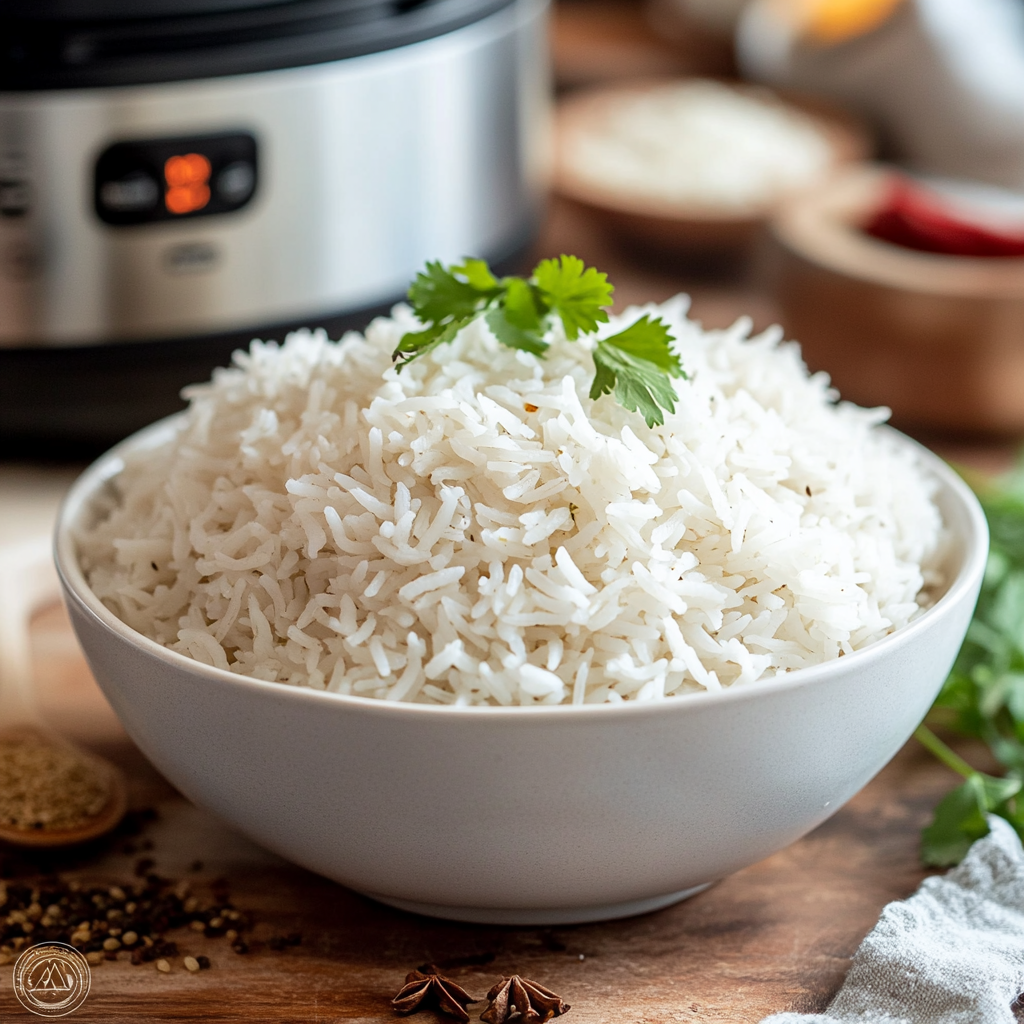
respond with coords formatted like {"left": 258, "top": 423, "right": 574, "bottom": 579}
{"left": 0, "top": 733, "right": 112, "bottom": 831}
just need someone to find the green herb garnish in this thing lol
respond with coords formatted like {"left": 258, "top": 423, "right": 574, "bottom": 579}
{"left": 918, "top": 453, "right": 1024, "bottom": 865}
{"left": 393, "top": 255, "right": 685, "bottom": 428}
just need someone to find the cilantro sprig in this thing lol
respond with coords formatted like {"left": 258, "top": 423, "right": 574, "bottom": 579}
{"left": 393, "top": 255, "right": 685, "bottom": 427}
{"left": 917, "top": 454, "right": 1024, "bottom": 866}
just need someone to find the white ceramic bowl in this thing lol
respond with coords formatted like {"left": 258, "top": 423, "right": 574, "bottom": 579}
{"left": 55, "top": 418, "right": 987, "bottom": 925}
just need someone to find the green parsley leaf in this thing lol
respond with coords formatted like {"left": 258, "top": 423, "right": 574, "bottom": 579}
{"left": 534, "top": 255, "right": 613, "bottom": 340}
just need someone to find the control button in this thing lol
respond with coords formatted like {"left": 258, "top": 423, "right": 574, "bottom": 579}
{"left": 0, "top": 179, "right": 30, "bottom": 217}
{"left": 98, "top": 171, "right": 159, "bottom": 214}
{"left": 94, "top": 132, "right": 257, "bottom": 226}
{"left": 216, "top": 161, "right": 255, "bottom": 205}
{"left": 164, "top": 153, "right": 211, "bottom": 215}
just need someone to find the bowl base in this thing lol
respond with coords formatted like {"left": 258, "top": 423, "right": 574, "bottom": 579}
{"left": 363, "top": 882, "right": 714, "bottom": 925}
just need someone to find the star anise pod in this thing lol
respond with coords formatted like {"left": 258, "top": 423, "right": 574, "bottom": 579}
{"left": 480, "top": 976, "right": 570, "bottom": 1024}
{"left": 392, "top": 966, "right": 477, "bottom": 1022}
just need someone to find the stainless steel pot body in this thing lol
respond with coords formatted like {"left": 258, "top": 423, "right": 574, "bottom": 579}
{"left": 0, "top": 0, "right": 548, "bottom": 348}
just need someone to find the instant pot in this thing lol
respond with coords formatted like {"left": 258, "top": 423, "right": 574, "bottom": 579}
{"left": 0, "top": 0, "right": 548, "bottom": 454}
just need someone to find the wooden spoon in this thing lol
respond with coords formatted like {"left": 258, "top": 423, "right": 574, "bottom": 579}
{"left": 0, "top": 537, "right": 128, "bottom": 847}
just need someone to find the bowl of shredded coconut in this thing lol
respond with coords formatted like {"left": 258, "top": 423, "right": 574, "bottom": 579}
{"left": 54, "top": 283, "right": 986, "bottom": 925}
{"left": 555, "top": 78, "right": 869, "bottom": 255}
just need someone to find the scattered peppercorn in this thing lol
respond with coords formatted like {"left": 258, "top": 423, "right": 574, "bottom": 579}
{"left": 0, "top": 873, "right": 254, "bottom": 973}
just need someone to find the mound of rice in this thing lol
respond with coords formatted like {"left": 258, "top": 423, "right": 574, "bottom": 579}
{"left": 78, "top": 297, "right": 946, "bottom": 705}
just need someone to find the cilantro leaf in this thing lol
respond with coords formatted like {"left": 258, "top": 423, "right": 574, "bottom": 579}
{"left": 921, "top": 775, "right": 995, "bottom": 867}
{"left": 534, "top": 255, "right": 613, "bottom": 340}
{"left": 600, "top": 314, "right": 682, "bottom": 375}
{"left": 915, "top": 724, "right": 1024, "bottom": 866}
{"left": 484, "top": 306, "right": 548, "bottom": 356}
{"left": 391, "top": 256, "right": 684, "bottom": 424}
{"left": 591, "top": 344, "right": 678, "bottom": 428}
{"left": 453, "top": 258, "right": 499, "bottom": 292}
{"left": 590, "top": 316, "right": 682, "bottom": 428}
{"left": 502, "top": 277, "right": 545, "bottom": 331}
{"left": 407, "top": 261, "right": 484, "bottom": 325}
{"left": 920, "top": 771, "right": 1022, "bottom": 866}
{"left": 393, "top": 316, "right": 472, "bottom": 369}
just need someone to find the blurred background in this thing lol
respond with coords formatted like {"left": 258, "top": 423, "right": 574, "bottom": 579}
{"left": 4, "top": 0, "right": 1024, "bottom": 484}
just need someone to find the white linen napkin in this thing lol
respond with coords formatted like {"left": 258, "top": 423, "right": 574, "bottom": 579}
{"left": 761, "top": 817, "right": 1024, "bottom": 1024}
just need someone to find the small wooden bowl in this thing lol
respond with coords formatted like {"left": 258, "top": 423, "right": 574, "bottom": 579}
{"left": 770, "top": 166, "right": 1024, "bottom": 433}
{"left": 553, "top": 79, "right": 870, "bottom": 260}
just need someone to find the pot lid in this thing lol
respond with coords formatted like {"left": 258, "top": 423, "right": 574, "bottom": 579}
{"left": 0, "top": 0, "right": 307, "bottom": 18}
{"left": 0, "top": 0, "right": 512, "bottom": 90}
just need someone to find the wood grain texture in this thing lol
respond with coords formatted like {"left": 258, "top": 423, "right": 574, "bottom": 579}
{"left": 0, "top": 602, "right": 956, "bottom": 1024}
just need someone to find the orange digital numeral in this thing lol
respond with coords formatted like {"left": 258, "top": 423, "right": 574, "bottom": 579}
{"left": 164, "top": 153, "right": 212, "bottom": 215}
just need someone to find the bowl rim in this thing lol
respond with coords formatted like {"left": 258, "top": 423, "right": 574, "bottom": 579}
{"left": 54, "top": 412, "right": 989, "bottom": 722}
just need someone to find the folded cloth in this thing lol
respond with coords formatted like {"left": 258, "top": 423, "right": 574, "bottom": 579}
{"left": 762, "top": 817, "right": 1024, "bottom": 1024}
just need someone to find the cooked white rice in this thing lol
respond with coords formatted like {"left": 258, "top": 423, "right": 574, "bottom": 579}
{"left": 561, "top": 80, "right": 835, "bottom": 211}
{"left": 78, "top": 297, "right": 946, "bottom": 706}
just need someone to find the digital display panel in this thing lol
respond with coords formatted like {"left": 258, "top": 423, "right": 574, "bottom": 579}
{"left": 94, "top": 131, "right": 257, "bottom": 226}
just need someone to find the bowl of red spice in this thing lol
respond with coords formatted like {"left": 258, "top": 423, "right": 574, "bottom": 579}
{"left": 769, "top": 165, "right": 1024, "bottom": 433}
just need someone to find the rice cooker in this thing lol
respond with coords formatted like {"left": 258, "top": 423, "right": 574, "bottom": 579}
{"left": 0, "top": 0, "right": 549, "bottom": 454}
